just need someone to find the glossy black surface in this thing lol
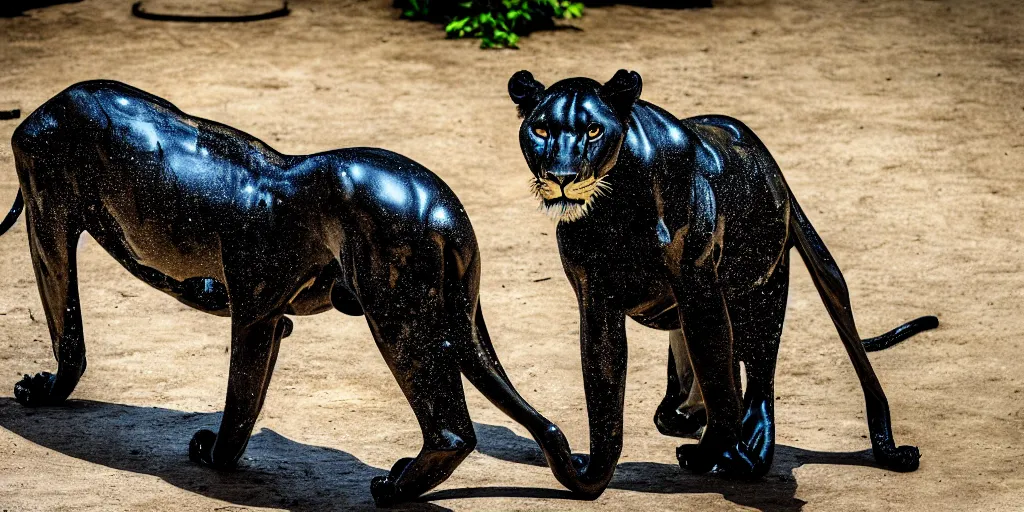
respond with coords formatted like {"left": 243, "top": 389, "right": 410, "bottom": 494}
{"left": 508, "top": 70, "right": 939, "bottom": 497}
{"left": 3, "top": 80, "right": 579, "bottom": 505}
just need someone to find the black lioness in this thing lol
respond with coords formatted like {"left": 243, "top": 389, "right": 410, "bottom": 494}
{"left": 3, "top": 80, "right": 580, "bottom": 505}
{"left": 506, "top": 69, "right": 938, "bottom": 496}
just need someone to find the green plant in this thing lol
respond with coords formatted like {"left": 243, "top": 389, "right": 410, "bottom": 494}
{"left": 398, "top": 0, "right": 584, "bottom": 49}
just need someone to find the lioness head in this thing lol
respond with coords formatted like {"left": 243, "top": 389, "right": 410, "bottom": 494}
{"left": 508, "top": 69, "right": 642, "bottom": 223}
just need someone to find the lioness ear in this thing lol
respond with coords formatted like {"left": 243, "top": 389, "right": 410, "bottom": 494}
{"left": 508, "top": 70, "right": 546, "bottom": 118}
{"left": 599, "top": 69, "right": 642, "bottom": 119}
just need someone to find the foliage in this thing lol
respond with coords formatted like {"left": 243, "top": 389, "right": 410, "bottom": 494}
{"left": 398, "top": 0, "right": 584, "bottom": 49}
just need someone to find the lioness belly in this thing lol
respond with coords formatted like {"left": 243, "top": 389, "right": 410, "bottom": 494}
{"left": 102, "top": 201, "right": 225, "bottom": 280}
{"left": 630, "top": 295, "right": 681, "bottom": 330}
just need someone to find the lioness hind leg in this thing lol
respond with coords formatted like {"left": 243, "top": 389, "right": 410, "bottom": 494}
{"left": 14, "top": 192, "right": 87, "bottom": 407}
{"left": 366, "top": 314, "right": 476, "bottom": 507}
{"left": 654, "top": 331, "right": 706, "bottom": 438}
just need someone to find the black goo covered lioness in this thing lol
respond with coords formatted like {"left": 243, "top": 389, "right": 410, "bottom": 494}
{"left": 505, "top": 69, "right": 938, "bottom": 496}
{"left": 3, "top": 80, "right": 584, "bottom": 505}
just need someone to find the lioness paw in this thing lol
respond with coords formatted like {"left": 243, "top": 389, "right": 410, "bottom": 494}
{"left": 676, "top": 443, "right": 715, "bottom": 474}
{"left": 188, "top": 429, "right": 217, "bottom": 466}
{"left": 370, "top": 457, "right": 413, "bottom": 507}
{"left": 370, "top": 475, "right": 400, "bottom": 507}
{"left": 876, "top": 444, "right": 920, "bottom": 472}
{"left": 14, "top": 372, "right": 56, "bottom": 407}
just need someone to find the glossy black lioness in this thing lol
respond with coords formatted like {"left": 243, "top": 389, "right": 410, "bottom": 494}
{"left": 3, "top": 80, "right": 582, "bottom": 505}
{"left": 507, "top": 69, "right": 938, "bottom": 495}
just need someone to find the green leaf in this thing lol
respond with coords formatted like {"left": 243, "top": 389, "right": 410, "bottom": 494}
{"left": 445, "top": 17, "right": 469, "bottom": 31}
{"left": 418, "top": 0, "right": 585, "bottom": 48}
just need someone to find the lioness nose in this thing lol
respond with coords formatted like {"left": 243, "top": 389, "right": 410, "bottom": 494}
{"left": 545, "top": 170, "right": 576, "bottom": 185}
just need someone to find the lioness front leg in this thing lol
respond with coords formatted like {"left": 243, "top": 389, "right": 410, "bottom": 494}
{"left": 550, "top": 284, "right": 630, "bottom": 498}
{"left": 725, "top": 254, "right": 790, "bottom": 478}
{"left": 189, "top": 313, "right": 286, "bottom": 468}
{"left": 672, "top": 269, "right": 743, "bottom": 474}
{"left": 654, "top": 330, "right": 706, "bottom": 438}
{"left": 14, "top": 200, "right": 87, "bottom": 407}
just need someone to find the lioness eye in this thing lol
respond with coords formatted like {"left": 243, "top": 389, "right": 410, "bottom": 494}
{"left": 533, "top": 127, "right": 548, "bottom": 138}
{"left": 587, "top": 124, "right": 603, "bottom": 139}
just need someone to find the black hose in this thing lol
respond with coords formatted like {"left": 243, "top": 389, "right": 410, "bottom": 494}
{"left": 131, "top": 1, "right": 289, "bottom": 23}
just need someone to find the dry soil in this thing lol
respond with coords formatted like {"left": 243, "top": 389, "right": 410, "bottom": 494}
{"left": 0, "top": 0, "right": 1022, "bottom": 510}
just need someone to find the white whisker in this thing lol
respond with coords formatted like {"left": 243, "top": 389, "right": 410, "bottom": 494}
{"left": 533, "top": 174, "right": 614, "bottom": 225}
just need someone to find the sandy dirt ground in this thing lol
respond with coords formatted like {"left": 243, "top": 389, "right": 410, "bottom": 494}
{"left": 0, "top": 0, "right": 1022, "bottom": 510}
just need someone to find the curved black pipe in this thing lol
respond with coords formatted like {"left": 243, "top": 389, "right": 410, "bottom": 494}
{"left": 130, "top": 1, "right": 289, "bottom": 23}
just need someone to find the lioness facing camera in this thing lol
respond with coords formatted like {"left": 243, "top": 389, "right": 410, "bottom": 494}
{"left": 506, "top": 69, "right": 938, "bottom": 497}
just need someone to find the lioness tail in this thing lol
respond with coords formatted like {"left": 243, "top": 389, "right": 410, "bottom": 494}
{"left": 458, "top": 305, "right": 583, "bottom": 492}
{"left": 0, "top": 189, "right": 24, "bottom": 236}
{"left": 787, "top": 191, "right": 938, "bottom": 351}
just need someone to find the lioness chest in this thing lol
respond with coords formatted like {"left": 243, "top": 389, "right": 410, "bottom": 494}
{"left": 556, "top": 160, "right": 789, "bottom": 325}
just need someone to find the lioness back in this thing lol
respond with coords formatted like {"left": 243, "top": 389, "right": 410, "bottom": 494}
{"left": 11, "top": 81, "right": 477, "bottom": 298}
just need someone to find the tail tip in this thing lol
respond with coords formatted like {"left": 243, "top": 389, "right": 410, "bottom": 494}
{"left": 918, "top": 315, "right": 940, "bottom": 330}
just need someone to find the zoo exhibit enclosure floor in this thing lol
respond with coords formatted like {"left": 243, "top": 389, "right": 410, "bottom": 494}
{"left": 0, "top": 0, "right": 1021, "bottom": 510}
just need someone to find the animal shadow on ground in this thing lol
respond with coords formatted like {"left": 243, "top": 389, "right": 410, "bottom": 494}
{"left": 435, "top": 423, "right": 887, "bottom": 511}
{"left": 0, "top": 397, "right": 883, "bottom": 511}
{"left": 0, "top": 398, "right": 449, "bottom": 512}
